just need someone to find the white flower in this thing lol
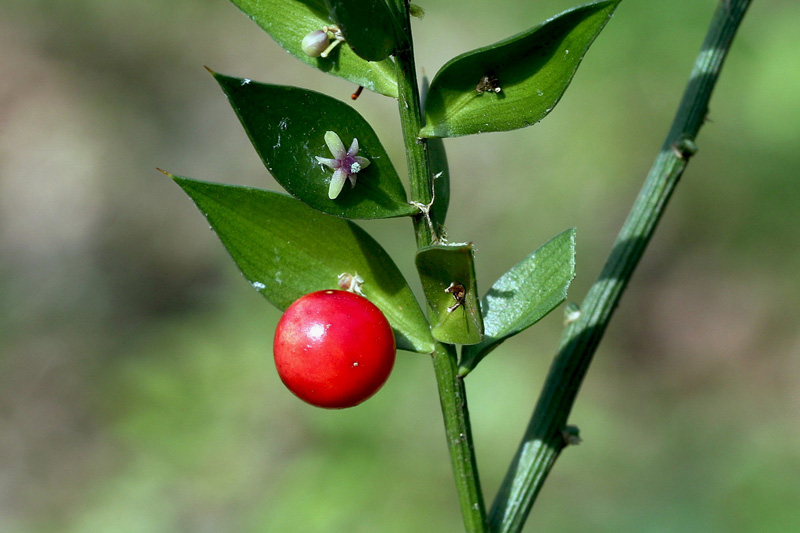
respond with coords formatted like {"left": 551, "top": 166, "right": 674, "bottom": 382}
{"left": 315, "top": 131, "right": 371, "bottom": 199}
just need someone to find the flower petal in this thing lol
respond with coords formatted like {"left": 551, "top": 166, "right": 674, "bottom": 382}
{"left": 347, "top": 137, "right": 359, "bottom": 157}
{"left": 328, "top": 168, "right": 348, "bottom": 199}
{"left": 315, "top": 156, "right": 339, "bottom": 169}
{"left": 353, "top": 156, "right": 370, "bottom": 170}
{"left": 323, "top": 131, "right": 346, "bottom": 159}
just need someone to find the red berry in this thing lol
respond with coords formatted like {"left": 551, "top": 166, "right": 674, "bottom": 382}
{"left": 273, "top": 290, "right": 396, "bottom": 409}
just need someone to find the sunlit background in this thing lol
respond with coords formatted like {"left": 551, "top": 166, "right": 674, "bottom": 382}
{"left": 2, "top": 0, "right": 799, "bottom": 531}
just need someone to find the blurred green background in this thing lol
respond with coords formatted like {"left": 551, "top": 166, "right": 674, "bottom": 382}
{"left": 2, "top": 0, "right": 799, "bottom": 531}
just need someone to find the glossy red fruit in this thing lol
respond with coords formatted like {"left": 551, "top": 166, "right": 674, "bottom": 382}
{"left": 273, "top": 290, "right": 396, "bottom": 409}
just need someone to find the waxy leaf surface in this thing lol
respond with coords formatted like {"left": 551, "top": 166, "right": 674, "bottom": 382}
{"left": 416, "top": 243, "right": 483, "bottom": 345}
{"left": 229, "top": 0, "right": 397, "bottom": 97}
{"left": 421, "top": 0, "right": 621, "bottom": 137}
{"left": 325, "top": 0, "right": 397, "bottom": 61}
{"left": 172, "top": 175, "right": 434, "bottom": 354}
{"left": 427, "top": 137, "right": 450, "bottom": 236}
{"left": 460, "top": 229, "right": 576, "bottom": 375}
{"left": 214, "top": 73, "right": 416, "bottom": 220}
{"left": 422, "top": 75, "right": 450, "bottom": 233}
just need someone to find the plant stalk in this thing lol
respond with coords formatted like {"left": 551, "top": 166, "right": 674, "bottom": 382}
{"left": 488, "top": 1, "right": 753, "bottom": 531}
{"left": 391, "top": 4, "right": 433, "bottom": 248}
{"left": 431, "top": 341, "right": 487, "bottom": 532}
{"left": 390, "top": 0, "right": 487, "bottom": 530}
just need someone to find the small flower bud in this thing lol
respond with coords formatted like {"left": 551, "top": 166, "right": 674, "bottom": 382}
{"left": 562, "top": 425, "right": 582, "bottom": 446}
{"left": 338, "top": 272, "right": 365, "bottom": 295}
{"left": 302, "top": 30, "right": 330, "bottom": 57}
{"left": 409, "top": 4, "right": 425, "bottom": 18}
{"left": 564, "top": 302, "right": 581, "bottom": 325}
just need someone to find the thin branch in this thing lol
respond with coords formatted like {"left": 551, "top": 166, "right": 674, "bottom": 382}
{"left": 488, "top": 1, "right": 753, "bottom": 531}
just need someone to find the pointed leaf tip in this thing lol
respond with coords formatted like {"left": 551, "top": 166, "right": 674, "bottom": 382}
{"left": 421, "top": 0, "right": 621, "bottom": 137}
{"left": 460, "top": 228, "right": 576, "bottom": 375}
{"left": 172, "top": 176, "right": 435, "bottom": 353}
{"left": 213, "top": 74, "right": 415, "bottom": 219}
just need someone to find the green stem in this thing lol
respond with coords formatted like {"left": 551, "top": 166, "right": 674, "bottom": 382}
{"left": 488, "top": 1, "right": 752, "bottom": 531}
{"left": 390, "top": 1, "right": 487, "bottom": 530}
{"left": 392, "top": 19, "right": 433, "bottom": 246}
{"left": 431, "top": 342, "right": 487, "bottom": 532}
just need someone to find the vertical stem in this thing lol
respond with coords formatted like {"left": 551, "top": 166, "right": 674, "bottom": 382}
{"left": 488, "top": 1, "right": 752, "bottom": 531}
{"left": 391, "top": 6, "right": 433, "bottom": 247}
{"left": 389, "top": 1, "right": 487, "bottom": 530}
{"left": 431, "top": 342, "right": 487, "bottom": 533}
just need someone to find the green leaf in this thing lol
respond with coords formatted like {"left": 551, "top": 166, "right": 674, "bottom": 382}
{"left": 325, "top": 0, "right": 398, "bottom": 61}
{"left": 229, "top": 0, "right": 398, "bottom": 97}
{"left": 459, "top": 229, "right": 576, "bottom": 375}
{"left": 170, "top": 175, "right": 435, "bottom": 354}
{"left": 213, "top": 72, "right": 416, "bottom": 220}
{"left": 422, "top": 74, "right": 450, "bottom": 235}
{"left": 427, "top": 137, "right": 450, "bottom": 236}
{"left": 415, "top": 244, "right": 483, "bottom": 345}
{"left": 420, "top": 0, "right": 621, "bottom": 138}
